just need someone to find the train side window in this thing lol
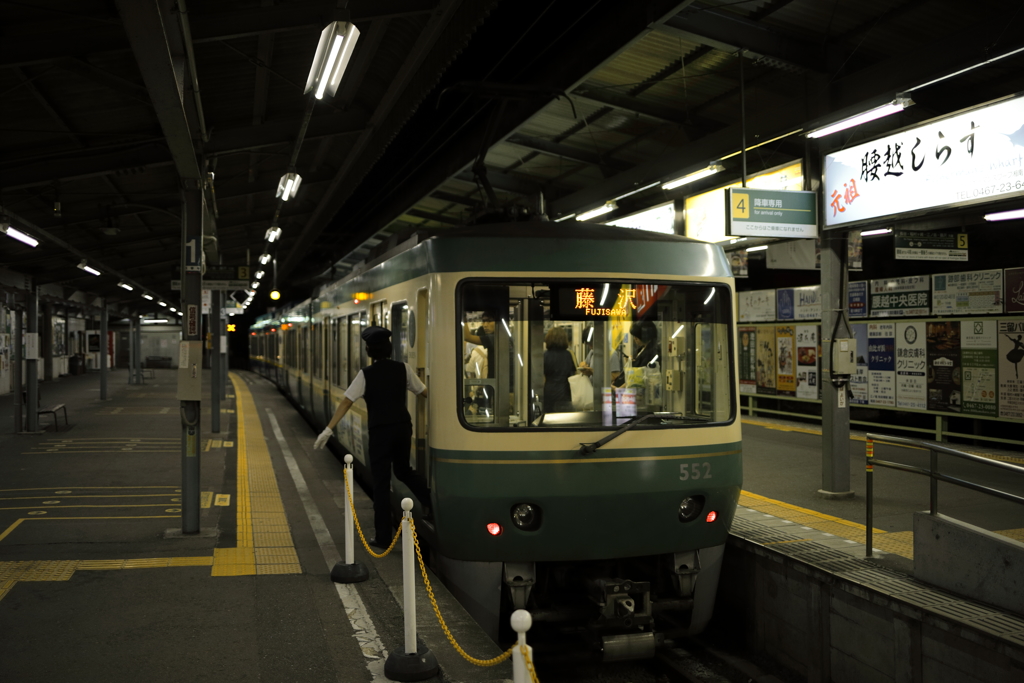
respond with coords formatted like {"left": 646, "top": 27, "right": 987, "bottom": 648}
{"left": 348, "top": 314, "right": 362, "bottom": 381}
{"left": 391, "top": 302, "right": 409, "bottom": 363}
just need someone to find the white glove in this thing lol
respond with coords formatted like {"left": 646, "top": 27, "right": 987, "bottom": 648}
{"left": 314, "top": 427, "right": 333, "bottom": 450}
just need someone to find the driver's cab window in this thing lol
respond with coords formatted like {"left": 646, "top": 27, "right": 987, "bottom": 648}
{"left": 458, "top": 280, "right": 734, "bottom": 430}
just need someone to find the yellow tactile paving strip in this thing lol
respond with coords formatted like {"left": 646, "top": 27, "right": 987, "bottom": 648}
{"left": 741, "top": 417, "right": 1024, "bottom": 465}
{"left": 214, "top": 372, "right": 300, "bottom": 576}
{"left": 0, "top": 372, "right": 300, "bottom": 602}
{"left": 740, "top": 491, "right": 1024, "bottom": 560}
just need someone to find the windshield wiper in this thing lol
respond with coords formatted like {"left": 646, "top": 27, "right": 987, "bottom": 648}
{"left": 577, "top": 412, "right": 687, "bottom": 456}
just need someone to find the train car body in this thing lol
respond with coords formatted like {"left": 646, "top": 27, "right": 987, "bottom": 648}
{"left": 250, "top": 221, "right": 741, "bottom": 660}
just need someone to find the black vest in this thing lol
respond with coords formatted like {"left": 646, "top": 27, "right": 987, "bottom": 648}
{"left": 362, "top": 360, "right": 411, "bottom": 428}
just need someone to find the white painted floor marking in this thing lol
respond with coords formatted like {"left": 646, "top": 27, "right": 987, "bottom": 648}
{"left": 265, "top": 408, "right": 388, "bottom": 680}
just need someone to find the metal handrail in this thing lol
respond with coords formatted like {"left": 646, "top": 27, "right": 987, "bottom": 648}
{"left": 865, "top": 432, "right": 1024, "bottom": 557}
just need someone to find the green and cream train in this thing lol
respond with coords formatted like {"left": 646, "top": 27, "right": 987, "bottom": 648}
{"left": 249, "top": 221, "right": 741, "bottom": 660}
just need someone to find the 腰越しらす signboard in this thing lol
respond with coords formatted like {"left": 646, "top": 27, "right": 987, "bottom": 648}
{"left": 824, "top": 94, "right": 1024, "bottom": 229}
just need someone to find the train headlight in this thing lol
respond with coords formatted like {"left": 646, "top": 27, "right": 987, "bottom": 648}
{"left": 678, "top": 496, "right": 705, "bottom": 523}
{"left": 510, "top": 503, "right": 542, "bottom": 531}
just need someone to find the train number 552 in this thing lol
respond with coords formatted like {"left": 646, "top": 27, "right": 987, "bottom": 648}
{"left": 679, "top": 462, "right": 712, "bottom": 481}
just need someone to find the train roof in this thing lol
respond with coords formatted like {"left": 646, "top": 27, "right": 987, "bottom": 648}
{"left": 257, "top": 221, "right": 733, "bottom": 325}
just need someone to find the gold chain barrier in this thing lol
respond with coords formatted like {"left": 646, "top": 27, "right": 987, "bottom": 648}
{"left": 342, "top": 472, "right": 540, "bottom": 679}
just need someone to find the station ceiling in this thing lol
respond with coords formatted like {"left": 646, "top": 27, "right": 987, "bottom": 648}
{"left": 2, "top": 0, "right": 1023, "bottom": 317}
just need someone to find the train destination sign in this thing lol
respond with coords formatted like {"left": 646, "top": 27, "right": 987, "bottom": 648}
{"left": 725, "top": 188, "right": 817, "bottom": 238}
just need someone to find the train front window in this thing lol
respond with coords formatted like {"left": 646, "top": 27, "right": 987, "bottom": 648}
{"left": 458, "top": 280, "right": 734, "bottom": 430}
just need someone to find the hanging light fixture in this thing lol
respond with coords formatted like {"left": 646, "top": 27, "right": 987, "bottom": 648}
{"left": 305, "top": 21, "right": 361, "bottom": 101}
{"left": 662, "top": 162, "right": 725, "bottom": 191}
{"left": 0, "top": 220, "right": 39, "bottom": 247}
{"left": 77, "top": 260, "right": 101, "bottom": 276}
{"left": 577, "top": 201, "right": 617, "bottom": 222}
{"left": 276, "top": 172, "right": 302, "bottom": 201}
{"left": 806, "top": 97, "right": 914, "bottom": 139}
{"left": 266, "top": 224, "right": 282, "bottom": 243}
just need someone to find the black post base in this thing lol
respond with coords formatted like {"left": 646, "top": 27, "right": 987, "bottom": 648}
{"left": 384, "top": 647, "right": 438, "bottom": 681}
{"left": 330, "top": 561, "right": 369, "bottom": 583}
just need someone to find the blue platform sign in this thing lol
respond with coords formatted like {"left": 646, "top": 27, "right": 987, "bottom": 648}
{"left": 848, "top": 281, "right": 869, "bottom": 319}
{"left": 777, "top": 289, "right": 795, "bottom": 321}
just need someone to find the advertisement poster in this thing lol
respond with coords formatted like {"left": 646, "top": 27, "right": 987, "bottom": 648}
{"left": 1004, "top": 268, "right": 1024, "bottom": 314}
{"left": 932, "top": 269, "right": 1003, "bottom": 316}
{"left": 867, "top": 322, "right": 896, "bottom": 406}
{"left": 848, "top": 281, "right": 869, "bottom": 319}
{"left": 895, "top": 322, "right": 927, "bottom": 410}
{"left": 777, "top": 289, "right": 795, "bottom": 321}
{"left": 824, "top": 94, "right": 1024, "bottom": 228}
{"left": 961, "top": 320, "right": 998, "bottom": 417}
{"left": 927, "top": 321, "right": 961, "bottom": 413}
{"left": 776, "top": 325, "right": 796, "bottom": 396}
{"left": 870, "top": 276, "right": 931, "bottom": 317}
{"left": 739, "top": 290, "right": 777, "bottom": 322}
{"left": 851, "top": 323, "right": 870, "bottom": 405}
{"left": 796, "top": 325, "right": 819, "bottom": 400}
{"left": 729, "top": 250, "right": 748, "bottom": 278}
{"left": 998, "top": 319, "right": 1024, "bottom": 420}
{"left": 756, "top": 326, "right": 777, "bottom": 395}
{"left": 739, "top": 327, "right": 757, "bottom": 394}
{"left": 794, "top": 285, "right": 822, "bottom": 320}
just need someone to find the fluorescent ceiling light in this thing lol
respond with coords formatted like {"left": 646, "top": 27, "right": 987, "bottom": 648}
{"left": 662, "top": 162, "right": 725, "bottom": 191}
{"left": 860, "top": 227, "right": 893, "bottom": 236}
{"left": 806, "top": 98, "right": 913, "bottom": 139}
{"left": 169, "top": 307, "right": 177, "bottom": 312}
{"left": 266, "top": 225, "right": 282, "bottom": 243}
{"left": 142, "top": 319, "right": 168, "bottom": 324}
{"left": 577, "top": 202, "right": 617, "bottom": 222}
{"left": 252, "top": 281, "right": 261, "bottom": 289}
{"left": 276, "top": 172, "right": 302, "bottom": 201}
{"left": 554, "top": 214, "right": 576, "bottom": 222}
{"left": 984, "top": 208, "right": 1024, "bottom": 221}
{"left": 142, "top": 294, "right": 154, "bottom": 301}
{"left": 77, "top": 260, "right": 101, "bottom": 276}
{"left": 255, "top": 270, "right": 265, "bottom": 280}
{"left": 118, "top": 281, "right": 134, "bottom": 291}
{"left": 305, "top": 21, "right": 361, "bottom": 100}
{"left": 259, "top": 253, "right": 271, "bottom": 265}
{"left": 1, "top": 222, "right": 39, "bottom": 247}
{"left": 158, "top": 301, "right": 168, "bottom": 307}
{"left": 746, "top": 245, "right": 768, "bottom": 252}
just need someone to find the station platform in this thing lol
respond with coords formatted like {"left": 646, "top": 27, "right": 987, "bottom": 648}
{"left": 0, "top": 369, "right": 505, "bottom": 683}
{"left": 1, "top": 369, "right": 1022, "bottom": 682}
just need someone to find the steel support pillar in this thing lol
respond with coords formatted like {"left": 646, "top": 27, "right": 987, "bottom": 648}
{"left": 26, "top": 288, "right": 39, "bottom": 432}
{"left": 179, "top": 185, "right": 204, "bottom": 534}
{"left": 100, "top": 300, "right": 108, "bottom": 400}
{"left": 13, "top": 306, "right": 23, "bottom": 432}
{"left": 820, "top": 230, "right": 854, "bottom": 499}
{"left": 211, "top": 292, "right": 221, "bottom": 433}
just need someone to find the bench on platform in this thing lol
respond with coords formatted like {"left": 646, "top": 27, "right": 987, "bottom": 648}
{"left": 38, "top": 404, "right": 68, "bottom": 431}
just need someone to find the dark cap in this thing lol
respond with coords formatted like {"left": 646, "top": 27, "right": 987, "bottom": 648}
{"left": 361, "top": 325, "right": 392, "bottom": 345}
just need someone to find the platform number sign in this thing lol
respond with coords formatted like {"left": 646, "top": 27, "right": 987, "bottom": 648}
{"left": 184, "top": 237, "right": 201, "bottom": 272}
{"left": 732, "top": 193, "right": 750, "bottom": 219}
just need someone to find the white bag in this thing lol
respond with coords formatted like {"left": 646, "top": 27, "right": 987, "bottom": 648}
{"left": 569, "top": 373, "right": 594, "bottom": 410}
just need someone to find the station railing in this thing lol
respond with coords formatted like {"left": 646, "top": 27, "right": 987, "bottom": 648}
{"left": 864, "top": 432, "right": 1024, "bottom": 557}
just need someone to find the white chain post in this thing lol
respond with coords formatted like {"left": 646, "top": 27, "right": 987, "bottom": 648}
{"left": 511, "top": 609, "right": 533, "bottom": 683}
{"left": 401, "top": 497, "right": 417, "bottom": 655}
{"left": 344, "top": 454, "right": 355, "bottom": 564}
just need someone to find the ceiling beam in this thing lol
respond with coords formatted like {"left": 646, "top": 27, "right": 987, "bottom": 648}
{"left": 504, "top": 133, "right": 632, "bottom": 173}
{"left": 658, "top": 7, "right": 825, "bottom": 74}
{"left": 115, "top": 0, "right": 202, "bottom": 181}
{"left": 1, "top": 0, "right": 438, "bottom": 68}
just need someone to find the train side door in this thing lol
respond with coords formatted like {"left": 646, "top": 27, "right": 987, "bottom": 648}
{"left": 415, "top": 289, "right": 430, "bottom": 483}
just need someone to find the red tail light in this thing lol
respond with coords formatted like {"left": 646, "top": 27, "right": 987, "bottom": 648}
{"left": 705, "top": 511, "right": 717, "bottom": 523}
{"left": 486, "top": 523, "right": 503, "bottom": 536}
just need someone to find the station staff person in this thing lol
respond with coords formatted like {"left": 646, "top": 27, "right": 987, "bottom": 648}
{"left": 314, "top": 326, "right": 431, "bottom": 548}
